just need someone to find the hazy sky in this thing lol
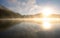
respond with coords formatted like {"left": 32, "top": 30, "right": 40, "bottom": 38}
{"left": 0, "top": 0, "right": 60, "bottom": 15}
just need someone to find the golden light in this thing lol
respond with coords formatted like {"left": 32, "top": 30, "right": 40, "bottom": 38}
{"left": 41, "top": 7, "right": 53, "bottom": 16}
{"left": 42, "top": 22, "right": 52, "bottom": 30}
{"left": 42, "top": 17, "right": 52, "bottom": 30}
{"left": 40, "top": 7, "right": 54, "bottom": 30}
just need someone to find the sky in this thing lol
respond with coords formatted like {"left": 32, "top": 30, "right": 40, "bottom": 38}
{"left": 0, "top": 0, "right": 60, "bottom": 15}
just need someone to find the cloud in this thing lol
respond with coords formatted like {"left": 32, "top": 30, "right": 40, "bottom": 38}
{"left": 7, "top": 0, "right": 41, "bottom": 15}
{"left": 7, "top": 0, "right": 17, "bottom": 3}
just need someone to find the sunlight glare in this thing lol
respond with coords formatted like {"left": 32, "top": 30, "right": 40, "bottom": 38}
{"left": 42, "top": 22, "right": 51, "bottom": 30}
{"left": 42, "top": 17, "right": 52, "bottom": 30}
{"left": 41, "top": 7, "right": 53, "bottom": 16}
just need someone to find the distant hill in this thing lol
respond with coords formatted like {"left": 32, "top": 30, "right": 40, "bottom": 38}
{"left": 0, "top": 4, "right": 7, "bottom": 9}
{"left": 0, "top": 5, "right": 22, "bottom": 18}
{"left": 49, "top": 14, "right": 60, "bottom": 18}
{"left": 23, "top": 13, "right": 60, "bottom": 18}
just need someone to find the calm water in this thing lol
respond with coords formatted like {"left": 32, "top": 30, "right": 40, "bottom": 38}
{"left": 0, "top": 21, "right": 60, "bottom": 38}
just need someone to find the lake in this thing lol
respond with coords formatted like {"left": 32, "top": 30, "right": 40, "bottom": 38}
{"left": 0, "top": 21, "right": 60, "bottom": 38}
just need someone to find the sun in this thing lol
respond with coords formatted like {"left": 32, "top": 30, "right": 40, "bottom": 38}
{"left": 41, "top": 7, "right": 53, "bottom": 16}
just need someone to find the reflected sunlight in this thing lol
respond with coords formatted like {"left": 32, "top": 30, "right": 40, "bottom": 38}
{"left": 41, "top": 17, "right": 52, "bottom": 30}
{"left": 42, "top": 21, "right": 52, "bottom": 30}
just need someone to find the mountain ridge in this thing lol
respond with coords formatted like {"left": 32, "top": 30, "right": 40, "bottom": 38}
{"left": 0, "top": 4, "right": 60, "bottom": 18}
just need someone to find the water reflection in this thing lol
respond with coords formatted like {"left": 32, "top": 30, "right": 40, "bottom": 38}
{"left": 0, "top": 21, "right": 60, "bottom": 38}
